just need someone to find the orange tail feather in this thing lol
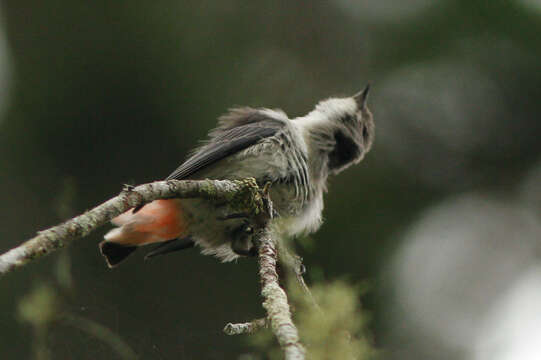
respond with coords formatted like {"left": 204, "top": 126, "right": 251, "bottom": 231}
{"left": 104, "top": 199, "right": 187, "bottom": 246}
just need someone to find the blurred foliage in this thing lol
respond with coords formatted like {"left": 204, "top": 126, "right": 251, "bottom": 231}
{"left": 18, "top": 282, "right": 58, "bottom": 330}
{"left": 252, "top": 280, "right": 375, "bottom": 360}
{"left": 17, "top": 254, "right": 137, "bottom": 360}
{"left": 18, "top": 282, "right": 57, "bottom": 360}
{"left": 294, "top": 281, "right": 375, "bottom": 360}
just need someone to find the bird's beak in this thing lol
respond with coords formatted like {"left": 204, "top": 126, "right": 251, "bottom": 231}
{"left": 353, "top": 84, "right": 370, "bottom": 109}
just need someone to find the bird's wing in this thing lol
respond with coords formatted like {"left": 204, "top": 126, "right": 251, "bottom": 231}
{"left": 166, "top": 108, "right": 287, "bottom": 180}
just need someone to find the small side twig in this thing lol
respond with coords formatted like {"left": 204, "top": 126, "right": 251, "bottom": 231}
{"left": 278, "top": 246, "right": 322, "bottom": 313}
{"left": 223, "top": 318, "right": 267, "bottom": 335}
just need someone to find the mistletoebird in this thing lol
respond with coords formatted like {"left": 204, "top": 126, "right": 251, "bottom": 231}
{"left": 100, "top": 86, "right": 375, "bottom": 267}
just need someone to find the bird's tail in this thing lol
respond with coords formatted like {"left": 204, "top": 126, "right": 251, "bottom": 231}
{"left": 100, "top": 199, "right": 187, "bottom": 267}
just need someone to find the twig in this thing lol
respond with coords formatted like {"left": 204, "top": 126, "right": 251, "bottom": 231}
{"left": 278, "top": 246, "right": 322, "bottom": 313}
{"left": 255, "top": 226, "right": 306, "bottom": 360}
{"left": 223, "top": 318, "right": 267, "bottom": 335}
{"left": 0, "top": 178, "right": 261, "bottom": 276}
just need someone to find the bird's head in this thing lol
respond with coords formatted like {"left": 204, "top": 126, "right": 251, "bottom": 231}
{"left": 305, "top": 85, "right": 374, "bottom": 175}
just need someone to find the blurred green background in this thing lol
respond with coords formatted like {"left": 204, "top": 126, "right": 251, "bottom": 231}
{"left": 1, "top": 1, "right": 540, "bottom": 359}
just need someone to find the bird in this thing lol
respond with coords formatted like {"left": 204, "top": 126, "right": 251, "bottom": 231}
{"left": 99, "top": 86, "right": 375, "bottom": 268}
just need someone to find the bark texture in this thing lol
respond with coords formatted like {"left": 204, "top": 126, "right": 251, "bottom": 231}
{"left": 0, "top": 178, "right": 260, "bottom": 276}
{"left": 223, "top": 318, "right": 268, "bottom": 335}
{"left": 255, "top": 227, "right": 306, "bottom": 360}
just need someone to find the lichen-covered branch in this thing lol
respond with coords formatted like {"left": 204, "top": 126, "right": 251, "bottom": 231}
{"left": 255, "top": 227, "right": 306, "bottom": 360}
{"left": 222, "top": 184, "right": 306, "bottom": 359}
{"left": 0, "top": 178, "right": 261, "bottom": 276}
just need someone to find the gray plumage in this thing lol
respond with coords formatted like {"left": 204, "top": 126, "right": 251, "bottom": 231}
{"left": 101, "top": 87, "right": 374, "bottom": 265}
{"left": 166, "top": 109, "right": 285, "bottom": 181}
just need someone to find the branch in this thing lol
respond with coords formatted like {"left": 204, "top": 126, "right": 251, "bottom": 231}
{"left": 255, "top": 226, "right": 306, "bottom": 359}
{"left": 223, "top": 186, "right": 306, "bottom": 359}
{"left": 3, "top": 177, "right": 306, "bottom": 359}
{"left": 0, "top": 178, "right": 261, "bottom": 276}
